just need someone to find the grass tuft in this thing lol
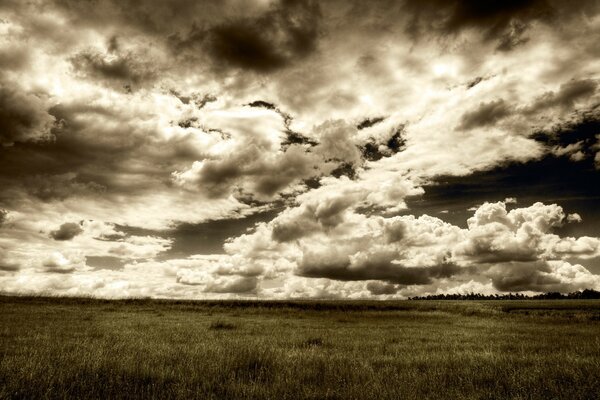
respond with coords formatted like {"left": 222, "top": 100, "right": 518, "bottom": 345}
{"left": 228, "top": 347, "right": 276, "bottom": 383}
{"left": 208, "top": 320, "right": 237, "bottom": 330}
{"left": 300, "top": 337, "right": 324, "bottom": 348}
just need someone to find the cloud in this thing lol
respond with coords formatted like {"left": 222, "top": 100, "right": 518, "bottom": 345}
{"left": 23, "top": 174, "right": 106, "bottom": 202}
{"left": 50, "top": 222, "right": 83, "bottom": 241}
{"left": 486, "top": 260, "right": 600, "bottom": 292}
{"left": 0, "top": 81, "right": 55, "bottom": 146}
{"left": 70, "top": 48, "right": 157, "bottom": 91}
{"left": 0, "top": 247, "right": 20, "bottom": 272}
{"left": 366, "top": 281, "right": 399, "bottom": 295}
{"left": 226, "top": 199, "right": 600, "bottom": 294}
{"left": 525, "top": 79, "right": 598, "bottom": 114}
{"left": 402, "top": 0, "right": 598, "bottom": 48}
{"left": 105, "top": 235, "right": 172, "bottom": 260}
{"left": 180, "top": 0, "right": 322, "bottom": 73}
{"left": 161, "top": 256, "right": 263, "bottom": 294}
{"left": 40, "top": 251, "right": 86, "bottom": 274}
{"left": 173, "top": 143, "right": 322, "bottom": 200}
{"left": 0, "top": 0, "right": 599, "bottom": 299}
{"left": 458, "top": 99, "right": 512, "bottom": 130}
{"left": 0, "top": 209, "right": 7, "bottom": 226}
{"left": 204, "top": 276, "right": 258, "bottom": 294}
{"left": 400, "top": 0, "right": 549, "bottom": 48}
{"left": 453, "top": 201, "right": 591, "bottom": 265}
{"left": 297, "top": 255, "right": 460, "bottom": 285}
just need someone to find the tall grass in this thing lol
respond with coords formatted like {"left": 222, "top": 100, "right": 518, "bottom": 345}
{"left": 1, "top": 296, "right": 599, "bottom": 399}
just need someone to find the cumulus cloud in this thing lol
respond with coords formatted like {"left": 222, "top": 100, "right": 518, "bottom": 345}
{"left": 40, "top": 251, "right": 86, "bottom": 274}
{"left": 225, "top": 199, "right": 600, "bottom": 295}
{"left": 486, "top": 260, "right": 600, "bottom": 292}
{"left": 50, "top": 222, "right": 83, "bottom": 241}
{"left": 0, "top": 0, "right": 599, "bottom": 299}
{"left": 173, "top": 143, "right": 321, "bottom": 200}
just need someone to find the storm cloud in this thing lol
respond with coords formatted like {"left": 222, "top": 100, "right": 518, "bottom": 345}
{"left": 50, "top": 222, "right": 83, "bottom": 241}
{"left": 173, "top": 0, "right": 321, "bottom": 73}
{"left": 0, "top": 0, "right": 598, "bottom": 298}
{"left": 0, "top": 82, "right": 55, "bottom": 146}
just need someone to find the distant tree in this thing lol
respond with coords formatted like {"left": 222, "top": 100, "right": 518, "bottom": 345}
{"left": 410, "top": 289, "right": 600, "bottom": 300}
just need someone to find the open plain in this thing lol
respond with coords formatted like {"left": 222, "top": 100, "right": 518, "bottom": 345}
{"left": 1, "top": 296, "right": 599, "bottom": 399}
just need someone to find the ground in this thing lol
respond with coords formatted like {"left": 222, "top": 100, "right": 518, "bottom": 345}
{"left": 1, "top": 296, "right": 599, "bottom": 399}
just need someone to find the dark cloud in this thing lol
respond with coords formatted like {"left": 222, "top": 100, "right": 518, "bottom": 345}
{"left": 0, "top": 209, "right": 7, "bottom": 226}
{"left": 175, "top": 0, "right": 321, "bottom": 73}
{"left": 297, "top": 257, "right": 460, "bottom": 285}
{"left": 70, "top": 49, "right": 157, "bottom": 90}
{"left": 329, "top": 162, "right": 357, "bottom": 180}
{"left": 366, "top": 281, "right": 399, "bottom": 295}
{"left": 466, "top": 76, "right": 484, "bottom": 89}
{"left": 281, "top": 130, "right": 318, "bottom": 148}
{"left": 495, "top": 20, "right": 530, "bottom": 51}
{"left": 86, "top": 256, "right": 125, "bottom": 270}
{"left": 360, "top": 125, "right": 406, "bottom": 161}
{"left": 357, "top": 117, "right": 385, "bottom": 130}
{"left": 444, "top": 0, "right": 551, "bottom": 36}
{"left": 50, "top": 222, "right": 84, "bottom": 241}
{"left": 24, "top": 175, "right": 106, "bottom": 202}
{"left": 403, "top": 0, "right": 551, "bottom": 42}
{"left": 0, "top": 82, "right": 55, "bottom": 146}
{"left": 532, "top": 109, "right": 600, "bottom": 148}
{"left": 0, "top": 263, "right": 20, "bottom": 272}
{"left": 457, "top": 238, "right": 539, "bottom": 264}
{"left": 176, "top": 143, "right": 321, "bottom": 200}
{"left": 402, "top": 0, "right": 599, "bottom": 49}
{"left": 458, "top": 99, "right": 512, "bottom": 130}
{"left": 170, "top": 90, "right": 216, "bottom": 108}
{"left": 205, "top": 277, "right": 258, "bottom": 294}
{"left": 176, "top": 274, "right": 258, "bottom": 294}
{"left": 487, "top": 261, "right": 590, "bottom": 292}
{"left": 247, "top": 100, "right": 277, "bottom": 110}
{"left": 0, "top": 46, "right": 31, "bottom": 71}
{"left": 0, "top": 100, "right": 188, "bottom": 206}
{"left": 524, "top": 79, "right": 598, "bottom": 115}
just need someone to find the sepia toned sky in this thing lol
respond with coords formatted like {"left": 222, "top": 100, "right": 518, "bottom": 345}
{"left": 1, "top": 0, "right": 600, "bottom": 298}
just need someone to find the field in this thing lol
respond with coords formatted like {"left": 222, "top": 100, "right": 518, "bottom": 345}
{"left": 1, "top": 296, "right": 599, "bottom": 399}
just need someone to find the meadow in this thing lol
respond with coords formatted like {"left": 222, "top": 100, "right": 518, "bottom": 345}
{"left": 1, "top": 296, "right": 599, "bottom": 399}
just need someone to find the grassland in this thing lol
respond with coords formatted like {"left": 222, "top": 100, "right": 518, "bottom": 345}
{"left": 1, "top": 296, "right": 599, "bottom": 399}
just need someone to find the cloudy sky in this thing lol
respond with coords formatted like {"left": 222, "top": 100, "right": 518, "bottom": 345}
{"left": 1, "top": 0, "right": 600, "bottom": 299}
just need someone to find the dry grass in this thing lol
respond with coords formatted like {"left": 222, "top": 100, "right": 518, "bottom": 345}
{"left": 1, "top": 296, "right": 599, "bottom": 399}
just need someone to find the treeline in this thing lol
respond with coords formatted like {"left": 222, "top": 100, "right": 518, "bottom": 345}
{"left": 409, "top": 289, "right": 600, "bottom": 300}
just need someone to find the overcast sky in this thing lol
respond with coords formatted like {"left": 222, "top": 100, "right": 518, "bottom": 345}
{"left": 1, "top": 0, "right": 600, "bottom": 299}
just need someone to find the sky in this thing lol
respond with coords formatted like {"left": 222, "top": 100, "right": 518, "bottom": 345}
{"left": 1, "top": 0, "right": 600, "bottom": 299}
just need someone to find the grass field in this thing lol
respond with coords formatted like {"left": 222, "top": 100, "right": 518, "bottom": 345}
{"left": 1, "top": 296, "right": 599, "bottom": 399}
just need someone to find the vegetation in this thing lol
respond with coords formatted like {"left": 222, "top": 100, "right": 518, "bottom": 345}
{"left": 1, "top": 295, "right": 600, "bottom": 399}
{"left": 410, "top": 289, "right": 600, "bottom": 300}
